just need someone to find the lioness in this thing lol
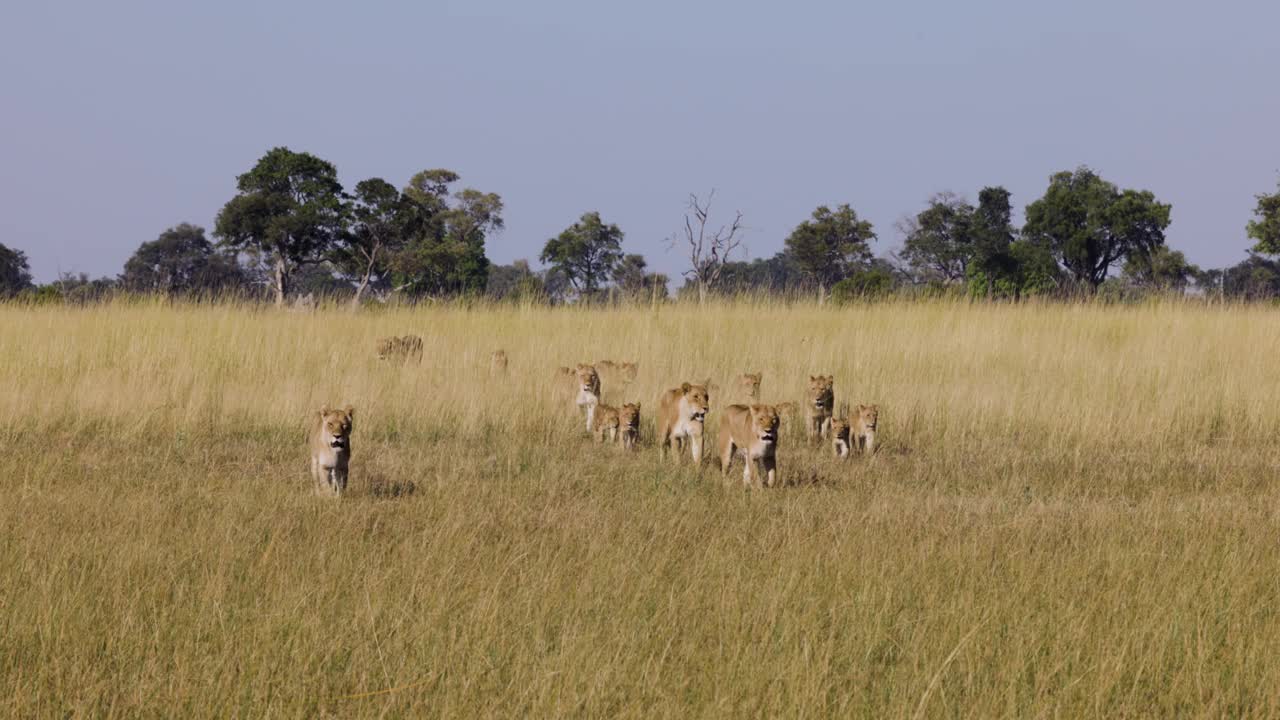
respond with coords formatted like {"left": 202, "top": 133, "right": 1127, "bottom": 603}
{"left": 657, "top": 380, "right": 711, "bottom": 464}
{"left": 574, "top": 363, "right": 601, "bottom": 432}
{"left": 805, "top": 375, "right": 835, "bottom": 442}
{"left": 735, "top": 372, "right": 762, "bottom": 401}
{"left": 310, "top": 405, "right": 354, "bottom": 496}
{"left": 593, "top": 403, "right": 621, "bottom": 443}
{"left": 491, "top": 349, "right": 508, "bottom": 374}
{"left": 718, "top": 404, "right": 780, "bottom": 487}
{"left": 853, "top": 404, "right": 879, "bottom": 454}
{"left": 376, "top": 335, "right": 423, "bottom": 364}
{"left": 598, "top": 360, "right": 639, "bottom": 386}
{"left": 619, "top": 402, "right": 641, "bottom": 449}
{"left": 831, "top": 416, "right": 851, "bottom": 459}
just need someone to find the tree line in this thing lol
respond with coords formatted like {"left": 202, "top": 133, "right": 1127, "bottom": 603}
{"left": 3, "top": 147, "right": 1280, "bottom": 304}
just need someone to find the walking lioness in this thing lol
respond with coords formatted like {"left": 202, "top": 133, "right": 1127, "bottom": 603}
{"left": 574, "top": 363, "right": 601, "bottom": 432}
{"left": 805, "top": 375, "right": 835, "bottom": 442}
{"left": 657, "top": 380, "right": 711, "bottom": 464}
{"left": 310, "top": 405, "right": 354, "bottom": 496}
{"left": 718, "top": 404, "right": 781, "bottom": 487}
{"left": 376, "top": 335, "right": 423, "bottom": 364}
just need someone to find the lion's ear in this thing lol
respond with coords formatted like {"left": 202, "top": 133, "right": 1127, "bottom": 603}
{"left": 681, "top": 382, "right": 691, "bottom": 393}
{"left": 635, "top": 403, "right": 641, "bottom": 411}
{"left": 810, "top": 375, "right": 817, "bottom": 382}
{"left": 320, "top": 404, "right": 331, "bottom": 416}
{"left": 344, "top": 405, "right": 355, "bottom": 419}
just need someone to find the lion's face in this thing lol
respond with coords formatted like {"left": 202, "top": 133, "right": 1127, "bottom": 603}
{"left": 856, "top": 404, "right": 879, "bottom": 431}
{"left": 681, "top": 382, "right": 710, "bottom": 422}
{"left": 491, "top": 350, "right": 507, "bottom": 365}
{"left": 737, "top": 372, "right": 762, "bottom": 398}
{"left": 806, "top": 375, "right": 834, "bottom": 411}
{"left": 749, "top": 405, "right": 780, "bottom": 445}
{"left": 831, "top": 416, "right": 850, "bottom": 440}
{"left": 575, "top": 364, "right": 599, "bottom": 393}
{"left": 619, "top": 403, "right": 641, "bottom": 429}
{"left": 376, "top": 337, "right": 395, "bottom": 360}
{"left": 620, "top": 362, "right": 639, "bottom": 382}
{"left": 319, "top": 405, "right": 354, "bottom": 449}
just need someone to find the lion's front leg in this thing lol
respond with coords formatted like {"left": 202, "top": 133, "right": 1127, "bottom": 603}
{"left": 761, "top": 455, "right": 778, "bottom": 488}
{"left": 689, "top": 433, "right": 704, "bottom": 465}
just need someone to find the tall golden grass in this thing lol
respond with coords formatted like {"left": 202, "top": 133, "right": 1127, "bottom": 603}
{"left": 3, "top": 298, "right": 1280, "bottom": 717}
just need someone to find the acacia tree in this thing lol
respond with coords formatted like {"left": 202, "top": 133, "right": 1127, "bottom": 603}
{"left": 335, "top": 178, "right": 405, "bottom": 306}
{"left": 0, "top": 242, "right": 34, "bottom": 296}
{"left": 784, "top": 203, "right": 876, "bottom": 295}
{"left": 539, "top": 211, "right": 624, "bottom": 296}
{"left": 1247, "top": 181, "right": 1280, "bottom": 255}
{"left": 1022, "top": 167, "right": 1171, "bottom": 288}
{"left": 671, "top": 191, "right": 745, "bottom": 303}
{"left": 214, "top": 147, "right": 347, "bottom": 306}
{"left": 120, "top": 223, "right": 245, "bottom": 296}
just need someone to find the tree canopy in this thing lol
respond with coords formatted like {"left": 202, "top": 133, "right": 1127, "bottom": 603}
{"left": 1022, "top": 167, "right": 1171, "bottom": 288}
{"left": 540, "top": 211, "right": 624, "bottom": 295}
{"left": 121, "top": 224, "right": 245, "bottom": 296}
{"left": 213, "top": 147, "right": 348, "bottom": 306}
{"left": 0, "top": 242, "right": 34, "bottom": 297}
{"left": 784, "top": 204, "right": 876, "bottom": 293}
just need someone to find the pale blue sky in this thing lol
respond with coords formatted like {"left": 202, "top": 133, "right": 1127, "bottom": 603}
{"left": 1, "top": 0, "right": 1276, "bottom": 283}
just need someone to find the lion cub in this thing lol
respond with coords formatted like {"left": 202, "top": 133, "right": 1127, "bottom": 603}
{"left": 853, "top": 404, "right": 879, "bottom": 454}
{"left": 831, "top": 415, "right": 852, "bottom": 459}
{"left": 310, "top": 405, "right": 354, "bottom": 496}
{"left": 619, "top": 403, "right": 641, "bottom": 449}
{"left": 376, "top": 335, "right": 423, "bottom": 364}
{"left": 735, "top": 372, "right": 762, "bottom": 401}
{"left": 573, "top": 363, "right": 601, "bottom": 432}
{"left": 593, "top": 403, "right": 621, "bottom": 443}
{"left": 718, "top": 404, "right": 781, "bottom": 487}
{"left": 657, "top": 380, "right": 711, "bottom": 464}
{"left": 805, "top": 375, "right": 835, "bottom": 442}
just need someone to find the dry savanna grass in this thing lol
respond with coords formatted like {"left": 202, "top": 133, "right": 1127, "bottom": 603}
{"left": 4, "top": 298, "right": 1280, "bottom": 717}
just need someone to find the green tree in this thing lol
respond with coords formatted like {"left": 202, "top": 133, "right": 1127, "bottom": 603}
{"left": 1247, "top": 181, "right": 1280, "bottom": 255}
{"left": 392, "top": 170, "right": 502, "bottom": 297}
{"left": 120, "top": 223, "right": 245, "bottom": 296}
{"left": 214, "top": 147, "right": 348, "bottom": 306}
{"left": 614, "top": 254, "right": 668, "bottom": 301}
{"left": 899, "top": 193, "right": 975, "bottom": 282}
{"left": 486, "top": 259, "right": 546, "bottom": 302}
{"left": 830, "top": 260, "right": 898, "bottom": 303}
{"left": 539, "top": 212, "right": 624, "bottom": 296}
{"left": 335, "top": 178, "right": 405, "bottom": 305}
{"left": 0, "top": 242, "right": 34, "bottom": 297}
{"left": 783, "top": 204, "right": 876, "bottom": 295}
{"left": 1122, "top": 245, "right": 1200, "bottom": 291}
{"left": 1023, "top": 167, "right": 1171, "bottom": 288}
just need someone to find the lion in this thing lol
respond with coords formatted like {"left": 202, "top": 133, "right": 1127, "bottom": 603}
{"left": 310, "top": 405, "right": 354, "bottom": 496}
{"left": 852, "top": 404, "right": 880, "bottom": 454}
{"left": 593, "top": 403, "right": 621, "bottom": 442}
{"left": 804, "top": 375, "right": 835, "bottom": 442}
{"left": 491, "top": 349, "right": 508, "bottom": 374}
{"left": 574, "top": 363, "right": 602, "bottom": 432}
{"left": 718, "top": 404, "right": 781, "bottom": 487}
{"left": 735, "top": 372, "right": 762, "bottom": 401}
{"left": 598, "top": 360, "right": 639, "bottom": 386}
{"left": 619, "top": 402, "right": 641, "bottom": 449}
{"left": 657, "top": 380, "right": 711, "bottom": 464}
{"left": 831, "top": 416, "right": 851, "bottom": 459}
{"left": 376, "top": 335, "right": 423, "bottom": 364}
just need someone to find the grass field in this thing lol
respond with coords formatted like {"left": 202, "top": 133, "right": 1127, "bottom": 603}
{"left": 4, "top": 298, "right": 1280, "bottom": 718}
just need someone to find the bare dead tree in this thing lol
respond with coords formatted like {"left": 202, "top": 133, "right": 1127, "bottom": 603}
{"left": 669, "top": 190, "right": 745, "bottom": 304}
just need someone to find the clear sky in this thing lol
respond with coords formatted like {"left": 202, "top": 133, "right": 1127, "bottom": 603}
{"left": 1, "top": 0, "right": 1276, "bottom": 283}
